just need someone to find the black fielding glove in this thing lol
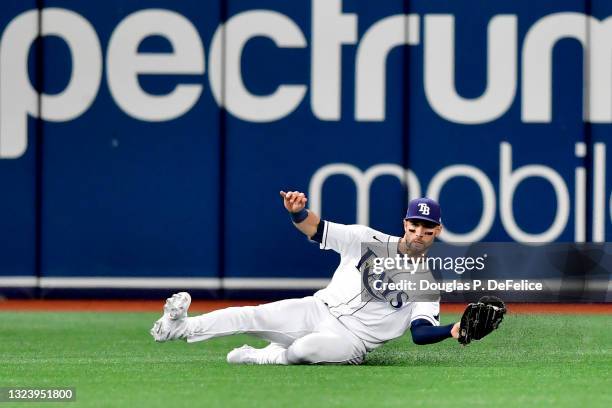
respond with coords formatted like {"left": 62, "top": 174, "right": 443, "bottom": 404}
{"left": 458, "top": 296, "right": 506, "bottom": 345}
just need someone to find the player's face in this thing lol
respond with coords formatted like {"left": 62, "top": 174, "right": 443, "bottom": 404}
{"left": 402, "top": 219, "right": 441, "bottom": 253}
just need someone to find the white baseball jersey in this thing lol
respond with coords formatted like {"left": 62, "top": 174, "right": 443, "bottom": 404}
{"left": 314, "top": 221, "right": 440, "bottom": 351}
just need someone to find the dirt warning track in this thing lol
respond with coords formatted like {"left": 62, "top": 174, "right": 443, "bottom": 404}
{"left": 0, "top": 300, "right": 610, "bottom": 314}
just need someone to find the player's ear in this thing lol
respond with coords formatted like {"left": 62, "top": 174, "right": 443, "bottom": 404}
{"left": 434, "top": 224, "right": 442, "bottom": 238}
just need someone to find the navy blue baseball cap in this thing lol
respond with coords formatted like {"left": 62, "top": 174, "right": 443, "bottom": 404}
{"left": 404, "top": 197, "right": 442, "bottom": 225}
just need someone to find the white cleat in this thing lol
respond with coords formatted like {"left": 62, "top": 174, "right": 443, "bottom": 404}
{"left": 226, "top": 344, "right": 257, "bottom": 364}
{"left": 150, "top": 292, "right": 192, "bottom": 342}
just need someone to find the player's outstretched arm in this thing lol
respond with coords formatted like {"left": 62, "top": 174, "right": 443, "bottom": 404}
{"left": 410, "top": 319, "right": 460, "bottom": 345}
{"left": 280, "top": 191, "right": 320, "bottom": 238}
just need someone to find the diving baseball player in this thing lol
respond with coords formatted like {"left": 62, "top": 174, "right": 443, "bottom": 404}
{"left": 150, "top": 192, "right": 505, "bottom": 364}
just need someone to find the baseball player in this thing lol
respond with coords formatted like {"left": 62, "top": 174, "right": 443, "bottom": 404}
{"left": 150, "top": 192, "right": 505, "bottom": 364}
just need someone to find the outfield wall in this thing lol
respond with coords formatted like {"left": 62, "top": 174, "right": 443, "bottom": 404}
{"left": 0, "top": 1, "right": 610, "bottom": 297}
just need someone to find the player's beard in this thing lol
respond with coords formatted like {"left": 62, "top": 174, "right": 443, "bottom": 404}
{"left": 402, "top": 237, "right": 432, "bottom": 255}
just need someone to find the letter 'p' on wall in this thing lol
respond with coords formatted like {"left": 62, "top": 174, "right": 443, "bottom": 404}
{"left": 0, "top": 8, "right": 102, "bottom": 158}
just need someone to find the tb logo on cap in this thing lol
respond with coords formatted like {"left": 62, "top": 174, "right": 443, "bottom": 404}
{"left": 417, "top": 203, "right": 430, "bottom": 215}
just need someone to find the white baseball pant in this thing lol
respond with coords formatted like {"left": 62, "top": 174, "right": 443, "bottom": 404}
{"left": 185, "top": 296, "right": 366, "bottom": 365}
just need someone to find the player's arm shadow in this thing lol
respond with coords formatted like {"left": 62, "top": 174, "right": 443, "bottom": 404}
{"left": 362, "top": 332, "right": 516, "bottom": 367}
{"left": 363, "top": 350, "right": 500, "bottom": 367}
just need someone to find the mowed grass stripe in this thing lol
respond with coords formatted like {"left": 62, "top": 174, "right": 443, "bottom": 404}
{"left": 0, "top": 312, "right": 610, "bottom": 408}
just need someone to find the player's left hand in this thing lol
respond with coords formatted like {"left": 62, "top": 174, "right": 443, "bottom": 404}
{"left": 451, "top": 322, "right": 460, "bottom": 339}
{"left": 457, "top": 296, "right": 506, "bottom": 345}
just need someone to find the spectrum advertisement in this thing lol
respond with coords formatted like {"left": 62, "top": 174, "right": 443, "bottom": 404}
{"left": 0, "top": 0, "right": 610, "bottom": 294}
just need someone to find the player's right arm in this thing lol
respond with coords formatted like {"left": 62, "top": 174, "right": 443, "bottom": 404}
{"left": 280, "top": 190, "right": 374, "bottom": 255}
{"left": 280, "top": 191, "right": 320, "bottom": 238}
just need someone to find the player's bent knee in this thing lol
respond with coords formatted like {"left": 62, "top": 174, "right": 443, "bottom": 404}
{"left": 286, "top": 339, "right": 317, "bottom": 364}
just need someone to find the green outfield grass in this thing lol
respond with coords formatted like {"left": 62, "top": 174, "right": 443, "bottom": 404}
{"left": 1, "top": 311, "right": 610, "bottom": 408}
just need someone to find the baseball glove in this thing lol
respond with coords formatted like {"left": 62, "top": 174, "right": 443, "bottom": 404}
{"left": 457, "top": 296, "right": 506, "bottom": 345}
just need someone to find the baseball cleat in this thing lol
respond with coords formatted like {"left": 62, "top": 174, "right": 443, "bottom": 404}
{"left": 150, "top": 292, "right": 192, "bottom": 342}
{"left": 226, "top": 344, "right": 257, "bottom": 364}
